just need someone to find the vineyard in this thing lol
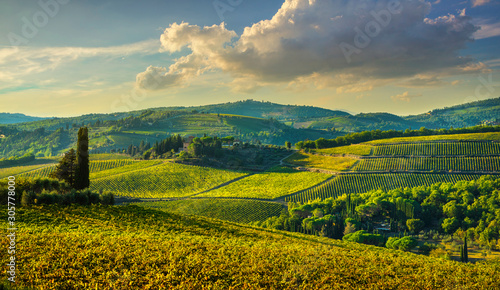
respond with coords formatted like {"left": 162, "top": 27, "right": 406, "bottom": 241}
{"left": 373, "top": 142, "right": 500, "bottom": 156}
{"left": 285, "top": 173, "right": 484, "bottom": 203}
{"left": 17, "top": 164, "right": 57, "bottom": 179}
{"left": 89, "top": 160, "right": 162, "bottom": 179}
{"left": 0, "top": 163, "right": 55, "bottom": 179}
{"left": 90, "top": 162, "right": 247, "bottom": 198}
{"left": 196, "top": 166, "right": 330, "bottom": 199}
{"left": 89, "top": 159, "right": 137, "bottom": 173}
{"left": 137, "top": 198, "right": 283, "bottom": 223}
{"left": 17, "top": 159, "right": 144, "bottom": 180}
{"left": 354, "top": 156, "right": 500, "bottom": 172}
{"left": 365, "top": 132, "right": 500, "bottom": 145}
{"left": 3, "top": 204, "right": 500, "bottom": 289}
{"left": 89, "top": 153, "right": 133, "bottom": 160}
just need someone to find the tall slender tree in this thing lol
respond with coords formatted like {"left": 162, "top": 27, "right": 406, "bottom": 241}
{"left": 74, "top": 127, "right": 89, "bottom": 190}
{"left": 463, "top": 236, "right": 469, "bottom": 263}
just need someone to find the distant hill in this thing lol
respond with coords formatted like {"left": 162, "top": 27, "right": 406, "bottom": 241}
{"left": 405, "top": 97, "right": 500, "bottom": 128}
{"left": 0, "top": 113, "right": 46, "bottom": 124}
{"left": 189, "top": 99, "right": 350, "bottom": 120}
{"left": 295, "top": 97, "right": 500, "bottom": 131}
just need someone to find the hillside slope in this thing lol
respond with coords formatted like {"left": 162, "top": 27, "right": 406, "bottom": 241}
{"left": 4, "top": 204, "right": 499, "bottom": 289}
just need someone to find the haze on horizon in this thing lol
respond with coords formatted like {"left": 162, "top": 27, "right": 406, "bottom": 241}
{"left": 0, "top": 0, "right": 499, "bottom": 118}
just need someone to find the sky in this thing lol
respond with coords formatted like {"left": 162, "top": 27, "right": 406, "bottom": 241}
{"left": 0, "top": 0, "right": 499, "bottom": 118}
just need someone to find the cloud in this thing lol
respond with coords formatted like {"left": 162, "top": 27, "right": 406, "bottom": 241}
{"left": 0, "top": 39, "right": 160, "bottom": 82}
{"left": 474, "top": 20, "right": 500, "bottom": 39}
{"left": 398, "top": 75, "right": 447, "bottom": 88}
{"left": 391, "top": 91, "right": 422, "bottom": 102}
{"left": 471, "top": 0, "right": 491, "bottom": 7}
{"left": 137, "top": 0, "right": 481, "bottom": 93}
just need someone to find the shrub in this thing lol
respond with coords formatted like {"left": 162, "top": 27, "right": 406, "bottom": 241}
{"left": 21, "top": 191, "right": 36, "bottom": 206}
{"left": 100, "top": 192, "right": 115, "bottom": 205}
{"left": 343, "top": 230, "right": 385, "bottom": 246}
{"left": 386, "top": 236, "right": 418, "bottom": 251}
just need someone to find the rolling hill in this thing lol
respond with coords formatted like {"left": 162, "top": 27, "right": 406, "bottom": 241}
{"left": 2, "top": 97, "right": 499, "bottom": 159}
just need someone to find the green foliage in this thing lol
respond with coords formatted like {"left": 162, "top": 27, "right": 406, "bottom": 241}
{"left": 0, "top": 153, "right": 35, "bottom": 168}
{"left": 418, "top": 242, "right": 438, "bottom": 255}
{"left": 343, "top": 230, "right": 385, "bottom": 246}
{"left": 461, "top": 236, "right": 469, "bottom": 263}
{"left": 386, "top": 236, "right": 418, "bottom": 251}
{"left": 49, "top": 149, "right": 76, "bottom": 187}
{"left": 441, "top": 217, "right": 460, "bottom": 234}
{"left": 75, "top": 127, "right": 90, "bottom": 190}
{"left": 0, "top": 177, "right": 112, "bottom": 206}
{"left": 286, "top": 173, "right": 481, "bottom": 203}
{"left": 406, "top": 219, "right": 425, "bottom": 234}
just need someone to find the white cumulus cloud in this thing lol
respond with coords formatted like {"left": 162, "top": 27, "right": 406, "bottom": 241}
{"left": 136, "top": 0, "right": 482, "bottom": 93}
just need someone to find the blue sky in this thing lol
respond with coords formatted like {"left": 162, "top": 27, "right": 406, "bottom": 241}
{"left": 0, "top": 0, "right": 499, "bottom": 117}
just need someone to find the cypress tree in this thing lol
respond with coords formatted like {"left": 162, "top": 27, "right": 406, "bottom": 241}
{"left": 463, "top": 236, "right": 468, "bottom": 263}
{"left": 75, "top": 127, "right": 90, "bottom": 190}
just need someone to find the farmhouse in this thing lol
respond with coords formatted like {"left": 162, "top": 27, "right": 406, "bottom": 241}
{"left": 181, "top": 136, "right": 195, "bottom": 152}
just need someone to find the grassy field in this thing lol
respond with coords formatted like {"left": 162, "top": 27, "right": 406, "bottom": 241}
{"left": 312, "top": 144, "right": 373, "bottom": 156}
{"left": 365, "top": 132, "right": 500, "bottom": 145}
{"left": 137, "top": 198, "right": 284, "bottom": 224}
{"left": 4, "top": 204, "right": 500, "bottom": 289}
{"left": 90, "top": 162, "right": 247, "bottom": 198}
{"left": 284, "top": 152, "right": 358, "bottom": 171}
{"left": 197, "top": 166, "right": 330, "bottom": 199}
{"left": 286, "top": 173, "right": 485, "bottom": 203}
